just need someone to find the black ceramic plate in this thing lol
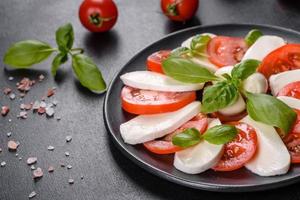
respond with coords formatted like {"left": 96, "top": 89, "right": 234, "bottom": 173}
{"left": 104, "top": 24, "right": 300, "bottom": 192}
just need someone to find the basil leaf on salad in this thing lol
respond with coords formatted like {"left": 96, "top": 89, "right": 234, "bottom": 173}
{"left": 170, "top": 47, "right": 190, "bottom": 57}
{"left": 231, "top": 59, "right": 261, "bottom": 81}
{"left": 51, "top": 53, "right": 68, "bottom": 76}
{"left": 162, "top": 57, "right": 220, "bottom": 83}
{"left": 72, "top": 54, "right": 106, "bottom": 93}
{"left": 202, "top": 81, "right": 239, "bottom": 113}
{"left": 3, "top": 40, "right": 55, "bottom": 68}
{"left": 203, "top": 125, "right": 238, "bottom": 145}
{"left": 245, "top": 29, "right": 263, "bottom": 46}
{"left": 245, "top": 92, "right": 297, "bottom": 134}
{"left": 56, "top": 23, "right": 74, "bottom": 53}
{"left": 172, "top": 128, "right": 202, "bottom": 148}
{"left": 190, "top": 34, "right": 211, "bottom": 52}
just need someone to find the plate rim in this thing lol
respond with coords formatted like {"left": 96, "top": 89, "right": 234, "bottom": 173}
{"left": 103, "top": 23, "right": 300, "bottom": 192}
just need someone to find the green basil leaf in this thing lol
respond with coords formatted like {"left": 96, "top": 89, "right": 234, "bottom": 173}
{"left": 245, "top": 29, "right": 263, "bottom": 46}
{"left": 3, "top": 40, "right": 54, "bottom": 68}
{"left": 51, "top": 53, "right": 68, "bottom": 76}
{"left": 162, "top": 57, "right": 220, "bottom": 83}
{"left": 172, "top": 128, "right": 202, "bottom": 148}
{"left": 202, "top": 81, "right": 239, "bottom": 113}
{"left": 203, "top": 125, "right": 238, "bottom": 145}
{"left": 190, "top": 34, "right": 211, "bottom": 52}
{"left": 56, "top": 23, "right": 74, "bottom": 53}
{"left": 231, "top": 59, "right": 261, "bottom": 81}
{"left": 246, "top": 92, "right": 297, "bottom": 134}
{"left": 72, "top": 54, "right": 106, "bottom": 93}
{"left": 170, "top": 47, "right": 190, "bottom": 57}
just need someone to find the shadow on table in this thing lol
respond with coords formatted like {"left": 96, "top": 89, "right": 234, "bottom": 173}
{"left": 108, "top": 136, "right": 300, "bottom": 200}
{"left": 164, "top": 16, "right": 201, "bottom": 34}
{"left": 278, "top": 0, "right": 300, "bottom": 11}
{"left": 3, "top": 67, "right": 48, "bottom": 80}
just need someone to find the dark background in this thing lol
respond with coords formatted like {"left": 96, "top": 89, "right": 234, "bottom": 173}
{"left": 1, "top": 0, "right": 300, "bottom": 199}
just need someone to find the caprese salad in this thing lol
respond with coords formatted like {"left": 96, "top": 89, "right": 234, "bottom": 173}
{"left": 118, "top": 29, "right": 300, "bottom": 176}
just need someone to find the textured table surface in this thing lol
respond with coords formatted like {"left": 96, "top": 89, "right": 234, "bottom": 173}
{"left": 1, "top": 0, "right": 300, "bottom": 199}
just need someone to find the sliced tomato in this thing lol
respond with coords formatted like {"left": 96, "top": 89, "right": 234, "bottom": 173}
{"left": 278, "top": 81, "right": 300, "bottom": 99}
{"left": 143, "top": 113, "right": 208, "bottom": 154}
{"left": 121, "top": 86, "right": 196, "bottom": 115}
{"left": 207, "top": 36, "right": 248, "bottom": 67}
{"left": 146, "top": 50, "right": 171, "bottom": 74}
{"left": 212, "top": 122, "right": 257, "bottom": 171}
{"left": 210, "top": 111, "right": 247, "bottom": 123}
{"left": 258, "top": 44, "right": 300, "bottom": 78}
{"left": 284, "top": 109, "right": 300, "bottom": 163}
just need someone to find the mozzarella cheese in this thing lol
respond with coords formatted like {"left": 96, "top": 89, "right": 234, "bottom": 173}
{"left": 243, "top": 73, "right": 268, "bottom": 94}
{"left": 120, "top": 71, "right": 204, "bottom": 92}
{"left": 219, "top": 94, "right": 246, "bottom": 116}
{"left": 173, "top": 118, "right": 224, "bottom": 174}
{"left": 277, "top": 96, "right": 300, "bottom": 110}
{"left": 241, "top": 116, "right": 290, "bottom": 176}
{"left": 120, "top": 101, "right": 201, "bottom": 145}
{"left": 214, "top": 66, "right": 233, "bottom": 77}
{"left": 269, "top": 69, "right": 300, "bottom": 96}
{"left": 242, "top": 35, "right": 286, "bottom": 61}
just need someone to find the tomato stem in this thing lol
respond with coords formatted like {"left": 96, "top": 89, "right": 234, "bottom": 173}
{"left": 89, "top": 13, "right": 115, "bottom": 27}
{"left": 166, "top": 0, "right": 183, "bottom": 16}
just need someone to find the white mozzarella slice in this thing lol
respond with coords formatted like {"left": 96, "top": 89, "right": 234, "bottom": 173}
{"left": 214, "top": 66, "right": 233, "bottom": 77}
{"left": 218, "top": 94, "right": 246, "bottom": 116}
{"left": 241, "top": 116, "right": 290, "bottom": 176}
{"left": 242, "top": 35, "right": 286, "bottom": 61}
{"left": 120, "top": 101, "right": 201, "bottom": 145}
{"left": 269, "top": 69, "right": 300, "bottom": 96}
{"left": 173, "top": 118, "right": 224, "bottom": 174}
{"left": 181, "top": 33, "right": 216, "bottom": 48}
{"left": 243, "top": 73, "right": 268, "bottom": 94}
{"left": 120, "top": 71, "right": 204, "bottom": 92}
{"left": 190, "top": 57, "right": 219, "bottom": 72}
{"left": 277, "top": 96, "right": 300, "bottom": 110}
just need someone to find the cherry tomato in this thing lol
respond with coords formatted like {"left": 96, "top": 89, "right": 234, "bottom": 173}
{"left": 143, "top": 113, "right": 208, "bottom": 154}
{"left": 258, "top": 44, "right": 300, "bottom": 78}
{"left": 207, "top": 36, "right": 248, "bottom": 67}
{"left": 121, "top": 86, "right": 196, "bottom": 115}
{"left": 210, "top": 111, "right": 247, "bottom": 123}
{"left": 161, "top": 0, "right": 199, "bottom": 22}
{"left": 212, "top": 122, "right": 257, "bottom": 171}
{"left": 147, "top": 50, "right": 171, "bottom": 74}
{"left": 79, "top": 0, "right": 118, "bottom": 32}
{"left": 278, "top": 81, "right": 300, "bottom": 99}
{"left": 284, "top": 109, "right": 300, "bottom": 163}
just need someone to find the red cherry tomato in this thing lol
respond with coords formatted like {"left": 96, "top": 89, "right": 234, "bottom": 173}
{"left": 147, "top": 50, "right": 171, "bottom": 74}
{"left": 143, "top": 113, "right": 208, "bottom": 154}
{"left": 278, "top": 81, "right": 300, "bottom": 99}
{"left": 207, "top": 36, "right": 248, "bottom": 67}
{"left": 212, "top": 122, "right": 257, "bottom": 171}
{"left": 79, "top": 0, "right": 118, "bottom": 32}
{"left": 121, "top": 86, "right": 196, "bottom": 115}
{"left": 284, "top": 109, "right": 300, "bottom": 163}
{"left": 161, "top": 0, "right": 199, "bottom": 22}
{"left": 258, "top": 44, "right": 300, "bottom": 78}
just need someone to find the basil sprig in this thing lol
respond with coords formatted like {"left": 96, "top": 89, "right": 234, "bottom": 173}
{"left": 3, "top": 23, "right": 106, "bottom": 93}
{"left": 190, "top": 34, "right": 211, "bottom": 52}
{"left": 245, "top": 92, "right": 297, "bottom": 135}
{"left": 245, "top": 29, "right": 263, "bottom": 46}
{"left": 172, "top": 125, "right": 238, "bottom": 148}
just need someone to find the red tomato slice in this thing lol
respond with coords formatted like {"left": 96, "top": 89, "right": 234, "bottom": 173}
{"left": 143, "top": 113, "right": 208, "bottom": 154}
{"left": 212, "top": 122, "right": 257, "bottom": 171}
{"left": 210, "top": 111, "right": 247, "bottom": 123}
{"left": 258, "top": 44, "right": 300, "bottom": 78}
{"left": 121, "top": 86, "right": 196, "bottom": 115}
{"left": 278, "top": 81, "right": 300, "bottom": 99}
{"left": 284, "top": 109, "right": 300, "bottom": 163}
{"left": 207, "top": 36, "right": 248, "bottom": 67}
{"left": 146, "top": 50, "right": 171, "bottom": 74}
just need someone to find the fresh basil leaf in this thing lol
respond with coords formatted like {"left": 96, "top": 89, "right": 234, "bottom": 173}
{"left": 51, "top": 53, "right": 68, "bottom": 76}
{"left": 172, "top": 128, "right": 202, "bottom": 148}
{"left": 231, "top": 59, "right": 261, "bottom": 81}
{"left": 190, "top": 34, "right": 211, "bottom": 52}
{"left": 72, "top": 54, "right": 106, "bottom": 93}
{"left": 162, "top": 57, "right": 220, "bottom": 83}
{"left": 170, "top": 47, "right": 190, "bottom": 57}
{"left": 245, "top": 92, "right": 297, "bottom": 134}
{"left": 3, "top": 40, "right": 54, "bottom": 68}
{"left": 203, "top": 125, "right": 238, "bottom": 145}
{"left": 245, "top": 29, "right": 263, "bottom": 46}
{"left": 56, "top": 23, "right": 74, "bottom": 53}
{"left": 202, "top": 81, "right": 239, "bottom": 113}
